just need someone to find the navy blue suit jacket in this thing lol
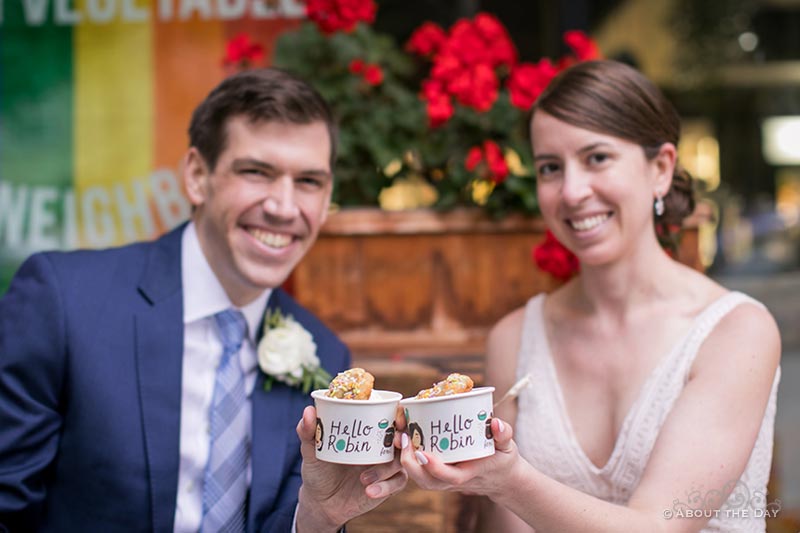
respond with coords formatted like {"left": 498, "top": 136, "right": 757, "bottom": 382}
{"left": 0, "top": 225, "right": 350, "bottom": 532}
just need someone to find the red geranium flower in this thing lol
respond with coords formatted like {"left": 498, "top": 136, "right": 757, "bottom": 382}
{"left": 472, "top": 13, "right": 517, "bottom": 67}
{"left": 426, "top": 92, "right": 454, "bottom": 128}
{"left": 222, "top": 33, "right": 265, "bottom": 68}
{"left": 564, "top": 30, "right": 602, "bottom": 61}
{"left": 422, "top": 80, "right": 455, "bottom": 127}
{"left": 430, "top": 53, "right": 462, "bottom": 83}
{"left": 507, "top": 59, "right": 559, "bottom": 110}
{"left": 421, "top": 78, "right": 444, "bottom": 99}
{"left": 464, "top": 140, "right": 508, "bottom": 184}
{"left": 532, "top": 230, "right": 580, "bottom": 281}
{"left": 507, "top": 32, "right": 600, "bottom": 109}
{"left": 465, "top": 146, "right": 483, "bottom": 171}
{"left": 406, "top": 21, "right": 447, "bottom": 57}
{"left": 473, "top": 12, "right": 506, "bottom": 43}
{"left": 414, "top": 12, "right": 522, "bottom": 125}
{"left": 349, "top": 58, "right": 365, "bottom": 74}
{"left": 363, "top": 64, "right": 384, "bottom": 86}
{"left": 444, "top": 19, "right": 490, "bottom": 66}
{"left": 482, "top": 140, "right": 508, "bottom": 184}
{"left": 349, "top": 59, "right": 383, "bottom": 86}
{"left": 558, "top": 30, "right": 603, "bottom": 70}
{"left": 306, "top": 0, "right": 376, "bottom": 34}
{"left": 446, "top": 63, "right": 498, "bottom": 112}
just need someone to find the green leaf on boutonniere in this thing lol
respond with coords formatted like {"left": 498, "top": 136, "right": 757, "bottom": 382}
{"left": 258, "top": 307, "right": 331, "bottom": 394}
{"left": 312, "top": 369, "right": 333, "bottom": 393}
{"left": 299, "top": 366, "right": 333, "bottom": 394}
{"left": 264, "top": 308, "right": 286, "bottom": 330}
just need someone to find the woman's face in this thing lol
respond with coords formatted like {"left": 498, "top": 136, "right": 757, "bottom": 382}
{"left": 530, "top": 111, "right": 674, "bottom": 267}
{"left": 315, "top": 422, "right": 322, "bottom": 445}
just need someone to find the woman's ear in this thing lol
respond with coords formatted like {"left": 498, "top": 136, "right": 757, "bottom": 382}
{"left": 183, "top": 147, "right": 210, "bottom": 208}
{"left": 653, "top": 142, "right": 677, "bottom": 197}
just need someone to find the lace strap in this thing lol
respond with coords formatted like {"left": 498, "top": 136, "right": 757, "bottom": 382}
{"left": 674, "top": 291, "right": 765, "bottom": 380}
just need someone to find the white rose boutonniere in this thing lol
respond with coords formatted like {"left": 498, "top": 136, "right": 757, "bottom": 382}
{"left": 257, "top": 309, "right": 332, "bottom": 393}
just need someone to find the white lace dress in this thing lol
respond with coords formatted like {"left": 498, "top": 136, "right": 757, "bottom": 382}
{"left": 514, "top": 292, "right": 780, "bottom": 532}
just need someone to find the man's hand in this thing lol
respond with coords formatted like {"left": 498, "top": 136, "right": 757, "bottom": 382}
{"left": 295, "top": 406, "right": 407, "bottom": 533}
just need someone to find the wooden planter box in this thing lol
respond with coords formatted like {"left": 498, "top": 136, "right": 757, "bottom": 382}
{"left": 293, "top": 207, "right": 701, "bottom": 364}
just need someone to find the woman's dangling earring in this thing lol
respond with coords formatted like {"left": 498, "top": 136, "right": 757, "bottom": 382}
{"left": 654, "top": 195, "right": 665, "bottom": 217}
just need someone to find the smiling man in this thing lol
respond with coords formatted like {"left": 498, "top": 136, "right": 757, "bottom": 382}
{"left": 0, "top": 68, "right": 407, "bottom": 532}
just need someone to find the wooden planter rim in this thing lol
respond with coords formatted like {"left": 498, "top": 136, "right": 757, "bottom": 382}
{"left": 321, "top": 207, "right": 707, "bottom": 237}
{"left": 321, "top": 208, "right": 548, "bottom": 236}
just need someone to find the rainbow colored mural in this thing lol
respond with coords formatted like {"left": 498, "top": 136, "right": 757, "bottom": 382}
{"left": 0, "top": 0, "right": 303, "bottom": 292}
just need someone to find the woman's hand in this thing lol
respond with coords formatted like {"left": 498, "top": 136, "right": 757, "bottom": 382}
{"left": 398, "top": 417, "right": 521, "bottom": 499}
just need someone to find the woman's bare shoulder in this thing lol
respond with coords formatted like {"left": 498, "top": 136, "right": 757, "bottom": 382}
{"left": 691, "top": 286, "right": 780, "bottom": 386}
{"left": 488, "top": 305, "right": 527, "bottom": 347}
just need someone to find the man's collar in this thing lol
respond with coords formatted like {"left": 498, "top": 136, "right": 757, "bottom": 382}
{"left": 181, "top": 222, "right": 271, "bottom": 343}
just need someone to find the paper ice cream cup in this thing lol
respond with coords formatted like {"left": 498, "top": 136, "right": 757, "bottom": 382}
{"left": 311, "top": 389, "right": 402, "bottom": 465}
{"left": 400, "top": 386, "right": 495, "bottom": 464}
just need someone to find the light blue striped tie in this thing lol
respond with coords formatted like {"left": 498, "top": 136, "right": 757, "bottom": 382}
{"left": 201, "top": 309, "right": 249, "bottom": 533}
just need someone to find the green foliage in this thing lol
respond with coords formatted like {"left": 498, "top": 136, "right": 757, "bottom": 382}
{"left": 274, "top": 22, "right": 427, "bottom": 207}
{"left": 273, "top": 20, "right": 539, "bottom": 218}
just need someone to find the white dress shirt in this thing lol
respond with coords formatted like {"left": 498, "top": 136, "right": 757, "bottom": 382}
{"left": 174, "top": 223, "right": 271, "bottom": 533}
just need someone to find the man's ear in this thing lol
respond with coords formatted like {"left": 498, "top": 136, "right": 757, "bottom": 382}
{"left": 183, "top": 147, "right": 210, "bottom": 208}
{"left": 653, "top": 142, "right": 677, "bottom": 197}
{"left": 319, "top": 182, "right": 334, "bottom": 227}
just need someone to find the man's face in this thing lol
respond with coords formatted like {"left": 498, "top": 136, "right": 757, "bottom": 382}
{"left": 184, "top": 116, "right": 332, "bottom": 306}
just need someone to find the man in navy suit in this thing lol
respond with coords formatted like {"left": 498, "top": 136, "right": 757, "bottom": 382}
{"left": 0, "top": 68, "right": 407, "bottom": 532}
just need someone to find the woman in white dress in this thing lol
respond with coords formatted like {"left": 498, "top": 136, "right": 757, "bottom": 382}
{"left": 399, "top": 60, "right": 781, "bottom": 532}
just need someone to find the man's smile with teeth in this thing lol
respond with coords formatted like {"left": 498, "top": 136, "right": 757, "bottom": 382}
{"left": 568, "top": 213, "right": 611, "bottom": 231}
{"left": 247, "top": 227, "right": 293, "bottom": 248}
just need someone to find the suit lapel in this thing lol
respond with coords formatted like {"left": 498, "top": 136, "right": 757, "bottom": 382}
{"left": 248, "top": 290, "right": 294, "bottom": 526}
{"left": 134, "top": 226, "right": 185, "bottom": 533}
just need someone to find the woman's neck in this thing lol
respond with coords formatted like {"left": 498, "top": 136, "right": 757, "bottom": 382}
{"left": 572, "top": 234, "right": 681, "bottom": 321}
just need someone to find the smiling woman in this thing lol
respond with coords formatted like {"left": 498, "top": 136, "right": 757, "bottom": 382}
{"left": 531, "top": 63, "right": 694, "bottom": 273}
{"left": 533, "top": 60, "right": 695, "bottom": 228}
{"left": 531, "top": 112, "right": 677, "bottom": 267}
{"left": 398, "top": 60, "right": 781, "bottom": 533}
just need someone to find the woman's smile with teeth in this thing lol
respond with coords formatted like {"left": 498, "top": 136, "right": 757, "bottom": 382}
{"left": 569, "top": 213, "right": 610, "bottom": 231}
{"left": 248, "top": 227, "right": 293, "bottom": 248}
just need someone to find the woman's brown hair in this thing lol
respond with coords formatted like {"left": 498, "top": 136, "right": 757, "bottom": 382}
{"left": 532, "top": 60, "right": 694, "bottom": 226}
